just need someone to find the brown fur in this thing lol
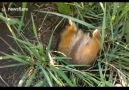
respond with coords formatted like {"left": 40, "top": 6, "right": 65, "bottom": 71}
{"left": 58, "top": 20, "right": 101, "bottom": 65}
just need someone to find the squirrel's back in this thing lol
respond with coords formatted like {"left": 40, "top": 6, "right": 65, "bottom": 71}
{"left": 58, "top": 20, "right": 101, "bottom": 65}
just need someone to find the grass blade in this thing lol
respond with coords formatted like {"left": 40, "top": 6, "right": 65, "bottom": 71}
{"left": 36, "top": 11, "right": 96, "bottom": 29}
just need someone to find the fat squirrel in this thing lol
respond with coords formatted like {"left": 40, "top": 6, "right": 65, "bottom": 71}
{"left": 58, "top": 20, "right": 101, "bottom": 65}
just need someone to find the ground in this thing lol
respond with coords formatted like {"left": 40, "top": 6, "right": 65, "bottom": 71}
{"left": 0, "top": 2, "right": 67, "bottom": 86}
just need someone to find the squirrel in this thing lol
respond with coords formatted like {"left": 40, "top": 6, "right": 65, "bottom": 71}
{"left": 58, "top": 20, "right": 101, "bottom": 65}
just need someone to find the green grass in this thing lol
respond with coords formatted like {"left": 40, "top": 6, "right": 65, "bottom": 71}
{"left": 0, "top": 2, "right": 129, "bottom": 87}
